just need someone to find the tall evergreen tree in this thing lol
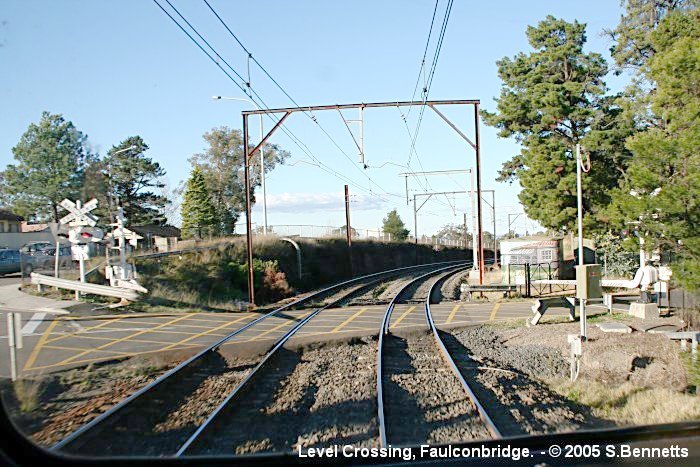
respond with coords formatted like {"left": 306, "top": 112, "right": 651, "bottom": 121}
{"left": 189, "top": 127, "right": 289, "bottom": 234}
{"left": 483, "top": 16, "right": 631, "bottom": 232}
{"left": 607, "top": 5, "right": 700, "bottom": 289}
{"left": 382, "top": 209, "right": 410, "bottom": 241}
{"left": 102, "top": 136, "right": 169, "bottom": 225}
{"left": 0, "top": 112, "right": 92, "bottom": 221}
{"left": 180, "top": 167, "right": 219, "bottom": 239}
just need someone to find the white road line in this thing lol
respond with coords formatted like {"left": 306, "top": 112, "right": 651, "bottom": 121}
{"left": 0, "top": 327, "right": 151, "bottom": 340}
{"left": 21, "top": 312, "right": 47, "bottom": 335}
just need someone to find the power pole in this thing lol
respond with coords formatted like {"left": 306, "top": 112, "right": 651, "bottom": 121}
{"left": 474, "top": 103, "right": 485, "bottom": 284}
{"left": 413, "top": 194, "right": 419, "bottom": 265}
{"left": 507, "top": 213, "right": 522, "bottom": 238}
{"left": 242, "top": 114, "right": 255, "bottom": 307}
{"left": 463, "top": 212, "right": 468, "bottom": 251}
{"left": 344, "top": 184, "right": 354, "bottom": 276}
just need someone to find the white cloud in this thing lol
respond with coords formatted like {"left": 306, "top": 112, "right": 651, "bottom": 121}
{"left": 255, "top": 192, "right": 385, "bottom": 214}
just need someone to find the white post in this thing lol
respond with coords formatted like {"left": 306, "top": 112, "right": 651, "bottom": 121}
{"left": 7, "top": 313, "right": 22, "bottom": 381}
{"left": 576, "top": 144, "right": 587, "bottom": 339}
{"left": 470, "top": 170, "right": 478, "bottom": 269}
{"left": 54, "top": 241, "right": 60, "bottom": 279}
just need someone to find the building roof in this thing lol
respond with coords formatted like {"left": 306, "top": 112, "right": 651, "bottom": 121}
{"left": 0, "top": 209, "right": 24, "bottom": 222}
{"left": 131, "top": 224, "right": 181, "bottom": 238}
{"left": 512, "top": 240, "right": 558, "bottom": 250}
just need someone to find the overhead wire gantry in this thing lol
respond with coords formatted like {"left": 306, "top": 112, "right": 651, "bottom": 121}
{"left": 241, "top": 99, "right": 486, "bottom": 305}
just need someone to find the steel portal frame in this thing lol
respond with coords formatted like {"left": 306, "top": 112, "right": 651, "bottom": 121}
{"left": 241, "top": 99, "right": 484, "bottom": 305}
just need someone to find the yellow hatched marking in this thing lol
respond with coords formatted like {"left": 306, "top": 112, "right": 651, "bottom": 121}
{"left": 46, "top": 317, "right": 126, "bottom": 344}
{"left": 332, "top": 307, "right": 368, "bottom": 333}
{"left": 390, "top": 306, "right": 416, "bottom": 329}
{"left": 235, "top": 311, "right": 313, "bottom": 342}
{"left": 157, "top": 314, "right": 253, "bottom": 351}
{"left": 23, "top": 319, "right": 59, "bottom": 371}
{"left": 43, "top": 345, "right": 133, "bottom": 355}
{"left": 25, "top": 343, "right": 203, "bottom": 371}
{"left": 445, "top": 304, "right": 462, "bottom": 324}
{"left": 54, "top": 313, "right": 197, "bottom": 366}
{"left": 489, "top": 303, "right": 501, "bottom": 321}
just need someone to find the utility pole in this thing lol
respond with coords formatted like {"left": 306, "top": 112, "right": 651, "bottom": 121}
{"left": 242, "top": 114, "right": 255, "bottom": 307}
{"left": 344, "top": 184, "right": 353, "bottom": 276}
{"left": 463, "top": 212, "right": 468, "bottom": 250}
{"left": 474, "top": 103, "right": 485, "bottom": 284}
{"left": 576, "top": 143, "right": 586, "bottom": 338}
{"left": 507, "top": 213, "right": 522, "bottom": 238}
{"left": 413, "top": 194, "right": 419, "bottom": 264}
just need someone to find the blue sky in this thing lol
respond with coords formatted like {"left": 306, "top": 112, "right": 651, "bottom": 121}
{"left": 0, "top": 1, "right": 629, "bottom": 237}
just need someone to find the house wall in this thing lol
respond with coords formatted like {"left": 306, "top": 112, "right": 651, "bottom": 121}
{"left": 0, "top": 220, "right": 21, "bottom": 233}
{"left": 0, "top": 231, "right": 56, "bottom": 249}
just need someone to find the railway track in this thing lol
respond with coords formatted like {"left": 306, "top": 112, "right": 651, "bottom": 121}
{"left": 377, "top": 265, "right": 502, "bottom": 446}
{"left": 54, "top": 260, "right": 463, "bottom": 456}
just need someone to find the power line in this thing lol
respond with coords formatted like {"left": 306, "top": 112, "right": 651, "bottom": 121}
{"left": 201, "top": 0, "right": 396, "bottom": 200}
{"left": 404, "top": 0, "right": 455, "bottom": 182}
{"left": 152, "top": 0, "right": 391, "bottom": 202}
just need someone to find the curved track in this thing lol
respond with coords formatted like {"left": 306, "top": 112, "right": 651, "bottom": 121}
{"left": 377, "top": 265, "right": 503, "bottom": 446}
{"left": 55, "top": 260, "right": 462, "bottom": 455}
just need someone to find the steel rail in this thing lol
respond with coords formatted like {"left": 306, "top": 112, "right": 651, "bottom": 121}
{"left": 174, "top": 265, "right": 445, "bottom": 456}
{"left": 53, "top": 259, "right": 463, "bottom": 451}
{"left": 424, "top": 268, "right": 503, "bottom": 439}
{"left": 376, "top": 262, "right": 468, "bottom": 448}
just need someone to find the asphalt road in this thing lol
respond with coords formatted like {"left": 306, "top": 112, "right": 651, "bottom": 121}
{"left": 0, "top": 273, "right": 22, "bottom": 287}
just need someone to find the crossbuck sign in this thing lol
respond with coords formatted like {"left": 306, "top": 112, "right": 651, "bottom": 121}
{"left": 59, "top": 198, "right": 99, "bottom": 227}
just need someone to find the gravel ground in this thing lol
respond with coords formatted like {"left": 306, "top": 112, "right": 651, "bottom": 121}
{"left": 446, "top": 326, "right": 607, "bottom": 435}
{"left": 1, "top": 358, "right": 175, "bottom": 447}
{"left": 189, "top": 338, "right": 379, "bottom": 455}
{"left": 348, "top": 270, "right": 428, "bottom": 305}
{"left": 382, "top": 332, "right": 490, "bottom": 445}
{"left": 60, "top": 352, "right": 258, "bottom": 456}
{"left": 439, "top": 270, "right": 469, "bottom": 301}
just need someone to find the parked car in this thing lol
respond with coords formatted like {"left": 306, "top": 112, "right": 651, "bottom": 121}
{"left": 0, "top": 249, "right": 22, "bottom": 276}
{"left": 20, "top": 241, "right": 72, "bottom": 272}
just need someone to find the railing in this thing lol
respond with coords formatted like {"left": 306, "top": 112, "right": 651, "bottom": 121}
{"left": 30, "top": 272, "right": 140, "bottom": 301}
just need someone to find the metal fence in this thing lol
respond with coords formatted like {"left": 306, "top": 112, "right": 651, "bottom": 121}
{"left": 498, "top": 262, "right": 569, "bottom": 298}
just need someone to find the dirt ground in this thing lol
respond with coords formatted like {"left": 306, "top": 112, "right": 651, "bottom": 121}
{"left": 475, "top": 314, "right": 700, "bottom": 427}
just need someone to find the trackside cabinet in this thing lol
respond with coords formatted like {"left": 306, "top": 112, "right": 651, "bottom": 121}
{"left": 575, "top": 264, "right": 602, "bottom": 300}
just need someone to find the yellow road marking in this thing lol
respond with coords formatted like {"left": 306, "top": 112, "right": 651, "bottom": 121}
{"left": 66, "top": 334, "right": 178, "bottom": 345}
{"left": 445, "top": 304, "right": 462, "bottom": 324}
{"left": 23, "top": 319, "right": 59, "bottom": 371}
{"left": 332, "top": 307, "right": 368, "bottom": 333}
{"left": 43, "top": 345, "right": 133, "bottom": 355}
{"left": 46, "top": 317, "right": 126, "bottom": 344}
{"left": 25, "top": 343, "right": 203, "bottom": 371}
{"left": 157, "top": 314, "right": 253, "bottom": 351}
{"left": 489, "top": 302, "right": 501, "bottom": 321}
{"left": 252, "top": 311, "right": 313, "bottom": 340}
{"left": 390, "top": 306, "right": 416, "bottom": 329}
{"left": 54, "top": 313, "right": 197, "bottom": 366}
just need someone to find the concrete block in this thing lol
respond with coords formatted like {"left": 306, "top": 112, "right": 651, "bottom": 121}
{"left": 596, "top": 322, "right": 632, "bottom": 333}
{"left": 629, "top": 302, "right": 658, "bottom": 320}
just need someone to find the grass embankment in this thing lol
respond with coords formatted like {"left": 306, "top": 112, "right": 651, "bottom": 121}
{"left": 134, "top": 237, "right": 471, "bottom": 310}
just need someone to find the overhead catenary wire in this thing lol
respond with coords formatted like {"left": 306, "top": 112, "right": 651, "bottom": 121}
{"left": 201, "top": 0, "right": 397, "bottom": 200}
{"left": 153, "top": 0, "right": 392, "bottom": 203}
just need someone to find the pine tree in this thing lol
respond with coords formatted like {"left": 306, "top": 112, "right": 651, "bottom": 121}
{"left": 607, "top": 5, "right": 700, "bottom": 290}
{"left": 483, "top": 16, "right": 634, "bottom": 233}
{"left": 180, "top": 167, "right": 219, "bottom": 239}
{"left": 382, "top": 209, "right": 410, "bottom": 241}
